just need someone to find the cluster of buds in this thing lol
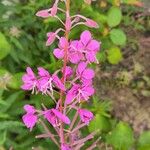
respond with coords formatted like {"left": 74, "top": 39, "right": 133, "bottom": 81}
{"left": 21, "top": 0, "right": 101, "bottom": 149}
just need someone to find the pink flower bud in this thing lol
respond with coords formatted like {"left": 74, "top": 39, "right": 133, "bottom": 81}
{"left": 65, "top": 16, "right": 71, "bottom": 31}
{"left": 46, "top": 32, "right": 56, "bottom": 46}
{"left": 78, "top": 109, "right": 94, "bottom": 125}
{"left": 36, "top": 9, "right": 51, "bottom": 18}
{"left": 85, "top": 19, "right": 99, "bottom": 28}
{"left": 51, "top": 4, "right": 58, "bottom": 16}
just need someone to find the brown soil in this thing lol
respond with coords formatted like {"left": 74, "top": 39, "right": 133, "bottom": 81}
{"left": 95, "top": 30, "right": 150, "bottom": 135}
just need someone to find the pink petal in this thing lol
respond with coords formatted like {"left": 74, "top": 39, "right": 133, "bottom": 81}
{"left": 46, "top": 32, "right": 56, "bottom": 46}
{"left": 36, "top": 9, "right": 51, "bottom": 18}
{"left": 82, "top": 85, "right": 95, "bottom": 96}
{"left": 43, "top": 110, "right": 58, "bottom": 127}
{"left": 69, "top": 52, "right": 83, "bottom": 64}
{"left": 63, "top": 66, "right": 73, "bottom": 79}
{"left": 53, "top": 48, "right": 64, "bottom": 59}
{"left": 80, "top": 30, "right": 91, "bottom": 46}
{"left": 85, "top": 51, "right": 97, "bottom": 63}
{"left": 21, "top": 83, "right": 34, "bottom": 91}
{"left": 82, "top": 68, "right": 95, "bottom": 79}
{"left": 52, "top": 74, "right": 66, "bottom": 91}
{"left": 61, "top": 144, "right": 71, "bottom": 150}
{"left": 38, "top": 67, "right": 50, "bottom": 77}
{"left": 24, "top": 105, "right": 36, "bottom": 113}
{"left": 87, "top": 40, "right": 100, "bottom": 52}
{"left": 78, "top": 109, "right": 93, "bottom": 124}
{"left": 51, "top": 4, "right": 57, "bottom": 16}
{"left": 26, "top": 67, "right": 35, "bottom": 78}
{"left": 52, "top": 109, "right": 70, "bottom": 124}
{"left": 65, "top": 16, "right": 71, "bottom": 31}
{"left": 85, "top": 19, "right": 99, "bottom": 28}
{"left": 65, "top": 85, "right": 79, "bottom": 104}
{"left": 59, "top": 37, "right": 67, "bottom": 49}
{"left": 22, "top": 113, "right": 37, "bottom": 131}
{"left": 76, "top": 62, "right": 87, "bottom": 76}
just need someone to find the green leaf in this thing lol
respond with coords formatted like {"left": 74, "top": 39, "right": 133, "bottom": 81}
{"left": 0, "top": 32, "right": 11, "bottom": 60}
{"left": 106, "top": 122, "right": 134, "bottom": 150}
{"left": 88, "top": 114, "right": 111, "bottom": 133}
{"left": 137, "top": 131, "right": 150, "bottom": 150}
{"left": 107, "top": 7, "right": 122, "bottom": 27}
{"left": 107, "top": 47, "right": 123, "bottom": 64}
{"left": 0, "top": 130, "right": 6, "bottom": 145}
{"left": 110, "top": 29, "right": 127, "bottom": 46}
{"left": 0, "top": 121, "right": 23, "bottom": 130}
{"left": 0, "top": 91, "right": 23, "bottom": 113}
{"left": 7, "top": 72, "right": 24, "bottom": 89}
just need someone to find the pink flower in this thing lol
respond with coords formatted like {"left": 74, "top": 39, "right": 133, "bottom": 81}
{"left": 36, "top": 9, "right": 51, "bottom": 18}
{"left": 61, "top": 144, "right": 71, "bottom": 150}
{"left": 22, "top": 105, "right": 38, "bottom": 131}
{"left": 65, "top": 84, "right": 94, "bottom": 104}
{"left": 43, "top": 109, "right": 70, "bottom": 127}
{"left": 51, "top": 4, "right": 58, "bottom": 16}
{"left": 78, "top": 109, "right": 93, "bottom": 125}
{"left": 46, "top": 32, "right": 56, "bottom": 46}
{"left": 21, "top": 67, "right": 37, "bottom": 92}
{"left": 85, "top": 18, "right": 99, "bottom": 28}
{"left": 65, "top": 12, "right": 72, "bottom": 31}
{"left": 62, "top": 66, "right": 73, "bottom": 80}
{"left": 68, "top": 40, "right": 84, "bottom": 64}
{"left": 53, "top": 37, "right": 67, "bottom": 59}
{"left": 37, "top": 67, "right": 65, "bottom": 94}
{"left": 76, "top": 62, "right": 94, "bottom": 82}
{"left": 79, "top": 30, "right": 100, "bottom": 63}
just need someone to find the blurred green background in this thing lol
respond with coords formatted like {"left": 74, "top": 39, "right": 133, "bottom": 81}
{"left": 0, "top": 0, "right": 150, "bottom": 149}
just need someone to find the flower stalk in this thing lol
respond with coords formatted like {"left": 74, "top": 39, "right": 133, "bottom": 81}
{"left": 21, "top": 0, "right": 101, "bottom": 149}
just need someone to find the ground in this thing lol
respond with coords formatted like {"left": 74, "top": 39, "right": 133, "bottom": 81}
{"left": 95, "top": 28, "right": 150, "bottom": 135}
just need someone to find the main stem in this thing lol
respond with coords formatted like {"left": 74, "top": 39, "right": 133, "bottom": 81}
{"left": 59, "top": 0, "right": 70, "bottom": 145}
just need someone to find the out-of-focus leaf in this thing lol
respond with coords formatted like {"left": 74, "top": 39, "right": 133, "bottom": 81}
{"left": 0, "top": 121, "right": 23, "bottom": 130}
{"left": 88, "top": 114, "right": 111, "bottom": 133}
{"left": 0, "top": 91, "right": 23, "bottom": 113}
{"left": 110, "top": 29, "right": 127, "bottom": 46}
{"left": 137, "top": 131, "right": 150, "bottom": 150}
{"left": 106, "top": 122, "right": 134, "bottom": 150}
{"left": 107, "top": 47, "right": 123, "bottom": 64}
{"left": 0, "top": 32, "right": 11, "bottom": 60}
{"left": 7, "top": 72, "right": 24, "bottom": 89}
{"left": 107, "top": 6, "right": 122, "bottom": 27}
{"left": 0, "top": 130, "right": 6, "bottom": 145}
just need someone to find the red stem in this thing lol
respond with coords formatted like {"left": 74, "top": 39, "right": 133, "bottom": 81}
{"left": 59, "top": 0, "right": 70, "bottom": 145}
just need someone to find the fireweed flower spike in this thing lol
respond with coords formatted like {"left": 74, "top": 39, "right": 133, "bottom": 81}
{"left": 21, "top": 0, "right": 101, "bottom": 149}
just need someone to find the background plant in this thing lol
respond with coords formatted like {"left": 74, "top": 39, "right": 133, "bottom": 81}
{"left": 0, "top": 0, "right": 150, "bottom": 150}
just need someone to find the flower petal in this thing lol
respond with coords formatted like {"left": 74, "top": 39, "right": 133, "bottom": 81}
{"left": 38, "top": 67, "right": 50, "bottom": 77}
{"left": 24, "top": 105, "right": 36, "bottom": 113}
{"left": 52, "top": 74, "right": 65, "bottom": 91}
{"left": 22, "top": 113, "right": 37, "bottom": 131}
{"left": 76, "top": 62, "right": 87, "bottom": 76}
{"left": 36, "top": 9, "right": 51, "bottom": 18}
{"left": 52, "top": 109, "right": 70, "bottom": 124}
{"left": 53, "top": 48, "right": 64, "bottom": 59}
{"left": 82, "top": 68, "right": 95, "bottom": 79}
{"left": 80, "top": 30, "right": 91, "bottom": 46}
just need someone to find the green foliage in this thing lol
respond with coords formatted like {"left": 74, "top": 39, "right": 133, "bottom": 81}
{"left": 107, "top": 7, "right": 122, "bottom": 27}
{"left": 137, "top": 131, "right": 150, "bottom": 150}
{"left": 110, "top": 29, "right": 127, "bottom": 46}
{"left": 0, "top": 32, "right": 11, "bottom": 60}
{"left": 106, "top": 122, "right": 134, "bottom": 150}
{"left": 107, "top": 47, "right": 123, "bottom": 64}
